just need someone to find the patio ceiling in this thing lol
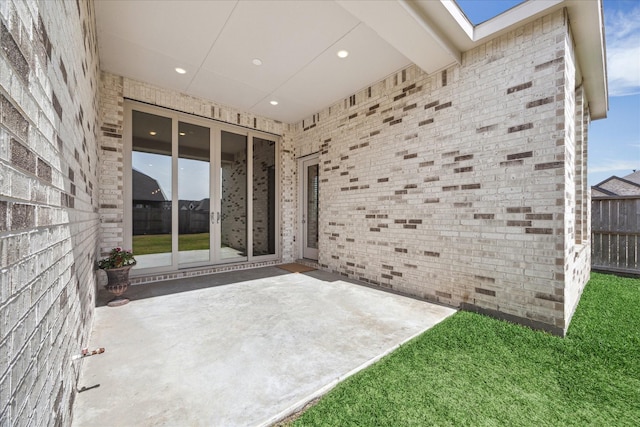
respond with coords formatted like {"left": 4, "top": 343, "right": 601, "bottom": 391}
{"left": 95, "top": 0, "right": 607, "bottom": 124}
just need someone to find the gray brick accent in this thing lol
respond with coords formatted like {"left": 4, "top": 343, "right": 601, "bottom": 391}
{"left": 0, "top": 0, "right": 101, "bottom": 425}
{"left": 289, "top": 9, "right": 590, "bottom": 336}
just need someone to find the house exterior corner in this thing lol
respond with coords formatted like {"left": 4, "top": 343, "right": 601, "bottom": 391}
{"left": 290, "top": 8, "right": 591, "bottom": 336}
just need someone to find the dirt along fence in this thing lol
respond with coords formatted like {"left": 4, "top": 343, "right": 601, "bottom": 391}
{"left": 591, "top": 196, "right": 640, "bottom": 276}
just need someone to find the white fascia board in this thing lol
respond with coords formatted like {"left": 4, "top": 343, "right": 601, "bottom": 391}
{"left": 473, "top": 0, "right": 565, "bottom": 42}
{"left": 397, "top": 0, "right": 462, "bottom": 64}
{"left": 436, "top": 0, "right": 565, "bottom": 49}
{"left": 438, "top": 0, "right": 608, "bottom": 119}
{"left": 439, "top": 0, "right": 474, "bottom": 40}
{"left": 567, "top": 0, "right": 608, "bottom": 119}
{"left": 338, "top": 0, "right": 607, "bottom": 118}
{"left": 336, "top": 0, "right": 460, "bottom": 75}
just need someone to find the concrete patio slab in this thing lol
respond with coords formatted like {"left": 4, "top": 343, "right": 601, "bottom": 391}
{"left": 72, "top": 267, "right": 456, "bottom": 427}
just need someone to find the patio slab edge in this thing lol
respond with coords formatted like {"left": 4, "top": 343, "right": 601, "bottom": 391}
{"left": 260, "top": 309, "right": 457, "bottom": 427}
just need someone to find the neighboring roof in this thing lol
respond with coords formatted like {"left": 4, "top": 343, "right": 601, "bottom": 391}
{"left": 623, "top": 170, "right": 640, "bottom": 185}
{"left": 132, "top": 169, "right": 167, "bottom": 201}
{"left": 592, "top": 171, "right": 640, "bottom": 197}
{"left": 195, "top": 199, "right": 210, "bottom": 212}
{"left": 177, "top": 199, "right": 210, "bottom": 211}
{"left": 95, "top": 0, "right": 607, "bottom": 123}
{"left": 591, "top": 187, "right": 616, "bottom": 197}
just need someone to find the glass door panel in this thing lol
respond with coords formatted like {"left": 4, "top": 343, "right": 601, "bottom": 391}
{"left": 131, "top": 111, "right": 173, "bottom": 269}
{"left": 220, "top": 131, "right": 248, "bottom": 260}
{"left": 129, "top": 104, "right": 279, "bottom": 273}
{"left": 178, "top": 121, "right": 211, "bottom": 265}
{"left": 252, "top": 137, "right": 276, "bottom": 256}
{"left": 303, "top": 157, "right": 319, "bottom": 260}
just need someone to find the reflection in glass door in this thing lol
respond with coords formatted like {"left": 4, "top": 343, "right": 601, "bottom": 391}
{"left": 128, "top": 103, "right": 277, "bottom": 272}
{"left": 220, "top": 131, "right": 248, "bottom": 260}
{"left": 302, "top": 157, "right": 319, "bottom": 260}
{"left": 252, "top": 137, "right": 276, "bottom": 256}
{"left": 178, "top": 122, "right": 211, "bottom": 265}
{"left": 132, "top": 111, "right": 173, "bottom": 269}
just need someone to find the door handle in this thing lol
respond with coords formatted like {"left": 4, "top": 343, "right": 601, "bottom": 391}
{"left": 211, "top": 212, "right": 221, "bottom": 224}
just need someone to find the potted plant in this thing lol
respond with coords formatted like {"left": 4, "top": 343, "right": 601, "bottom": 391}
{"left": 98, "top": 247, "right": 136, "bottom": 307}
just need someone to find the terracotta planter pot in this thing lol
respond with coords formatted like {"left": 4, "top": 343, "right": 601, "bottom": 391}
{"left": 104, "top": 265, "right": 134, "bottom": 307}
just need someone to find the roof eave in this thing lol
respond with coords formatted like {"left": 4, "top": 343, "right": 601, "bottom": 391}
{"left": 432, "top": 0, "right": 609, "bottom": 120}
{"left": 566, "top": 0, "right": 608, "bottom": 120}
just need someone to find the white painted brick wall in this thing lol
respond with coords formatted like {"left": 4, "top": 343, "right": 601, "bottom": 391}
{"left": 564, "top": 28, "right": 591, "bottom": 327}
{"left": 93, "top": 8, "right": 591, "bottom": 337}
{"left": 0, "top": 0, "right": 100, "bottom": 425}
{"left": 288, "top": 9, "right": 590, "bottom": 335}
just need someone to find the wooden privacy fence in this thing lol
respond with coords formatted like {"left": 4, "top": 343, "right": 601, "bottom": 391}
{"left": 591, "top": 196, "right": 640, "bottom": 275}
{"left": 132, "top": 208, "right": 209, "bottom": 235}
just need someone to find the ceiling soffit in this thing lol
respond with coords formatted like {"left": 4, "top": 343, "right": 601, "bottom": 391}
{"left": 95, "top": 0, "right": 607, "bottom": 124}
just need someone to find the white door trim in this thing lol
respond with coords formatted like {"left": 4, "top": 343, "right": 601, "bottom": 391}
{"left": 298, "top": 154, "right": 320, "bottom": 261}
{"left": 124, "top": 100, "right": 281, "bottom": 276}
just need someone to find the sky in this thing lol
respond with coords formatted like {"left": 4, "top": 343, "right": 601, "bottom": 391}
{"left": 133, "top": 151, "right": 211, "bottom": 201}
{"left": 457, "top": 0, "right": 640, "bottom": 186}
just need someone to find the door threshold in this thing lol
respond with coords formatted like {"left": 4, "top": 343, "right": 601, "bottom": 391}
{"left": 129, "top": 259, "right": 281, "bottom": 285}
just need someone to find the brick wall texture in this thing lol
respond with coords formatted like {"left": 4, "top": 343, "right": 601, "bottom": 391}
{"left": 1, "top": 0, "right": 100, "bottom": 426}
{"left": 97, "top": 8, "right": 591, "bottom": 336}
{"left": 290, "top": 9, "right": 590, "bottom": 335}
{"left": 96, "top": 9, "right": 591, "bottom": 336}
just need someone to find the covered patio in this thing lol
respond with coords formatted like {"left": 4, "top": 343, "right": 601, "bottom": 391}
{"left": 0, "top": 0, "right": 608, "bottom": 425}
{"left": 72, "top": 267, "right": 455, "bottom": 426}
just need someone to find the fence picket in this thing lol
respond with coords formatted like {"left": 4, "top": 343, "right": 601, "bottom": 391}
{"left": 591, "top": 196, "right": 640, "bottom": 275}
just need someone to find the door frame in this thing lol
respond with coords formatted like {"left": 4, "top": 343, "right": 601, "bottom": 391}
{"left": 123, "top": 100, "right": 281, "bottom": 275}
{"left": 176, "top": 117, "right": 218, "bottom": 269}
{"left": 298, "top": 153, "right": 320, "bottom": 261}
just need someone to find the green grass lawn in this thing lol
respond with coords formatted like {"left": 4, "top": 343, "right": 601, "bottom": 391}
{"left": 292, "top": 273, "right": 640, "bottom": 426}
{"left": 133, "top": 233, "right": 210, "bottom": 255}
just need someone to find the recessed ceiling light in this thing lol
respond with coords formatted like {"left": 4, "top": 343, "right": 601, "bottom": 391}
{"left": 149, "top": 131, "right": 157, "bottom": 136}
{"left": 179, "top": 132, "right": 186, "bottom": 136}
{"left": 337, "top": 50, "right": 349, "bottom": 58}
{"left": 270, "top": 100, "right": 278, "bottom": 106}
{"left": 175, "top": 67, "right": 187, "bottom": 74}
{"left": 252, "top": 58, "right": 263, "bottom": 66}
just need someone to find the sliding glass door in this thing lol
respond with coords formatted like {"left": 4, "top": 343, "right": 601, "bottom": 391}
{"left": 252, "top": 137, "right": 276, "bottom": 257}
{"left": 220, "top": 131, "right": 248, "bottom": 261}
{"left": 126, "top": 102, "right": 277, "bottom": 273}
{"left": 131, "top": 110, "right": 173, "bottom": 268}
{"left": 178, "top": 121, "right": 211, "bottom": 265}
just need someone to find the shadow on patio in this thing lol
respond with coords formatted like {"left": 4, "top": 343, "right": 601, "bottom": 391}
{"left": 73, "top": 266, "right": 456, "bottom": 427}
